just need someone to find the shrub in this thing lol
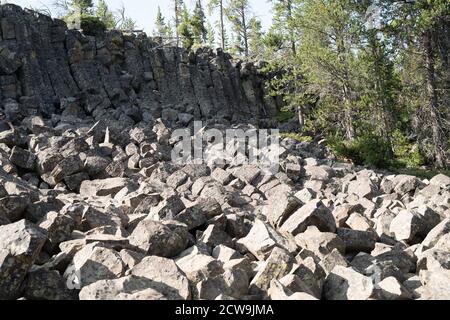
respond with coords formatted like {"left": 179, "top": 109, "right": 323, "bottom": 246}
{"left": 276, "top": 107, "right": 296, "bottom": 123}
{"left": 329, "top": 133, "right": 392, "bottom": 168}
{"left": 391, "top": 129, "right": 425, "bottom": 168}
{"left": 80, "top": 16, "right": 107, "bottom": 36}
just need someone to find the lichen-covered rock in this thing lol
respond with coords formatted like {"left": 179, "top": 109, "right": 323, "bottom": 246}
{"left": 63, "top": 243, "right": 125, "bottom": 287}
{"left": 266, "top": 192, "right": 302, "bottom": 228}
{"left": 324, "top": 266, "right": 374, "bottom": 300}
{"left": 197, "top": 268, "right": 249, "bottom": 300}
{"left": 79, "top": 276, "right": 168, "bottom": 300}
{"left": 131, "top": 256, "right": 191, "bottom": 300}
{"left": 236, "top": 219, "right": 295, "bottom": 261}
{"left": 0, "top": 220, "right": 47, "bottom": 299}
{"left": 280, "top": 200, "right": 336, "bottom": 236}
{"left": 249, "top": 247, "right": 293, "bottom": 296}
{"left": 22, "top": 268, "right": 75, "bottom": 300}
{"left": 129, "top": 220, "right": 189, "bottom": 258}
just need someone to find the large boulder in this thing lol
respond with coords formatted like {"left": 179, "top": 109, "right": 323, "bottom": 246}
{"left": 22, "top": 268, "right": 75, "bottom": 300}
{"left": 236, "top": 219, "right": 295, "bottom": 261}
{"left": 79, "top": 276, "right": 168, "bottom": 300}
{"left": 131, "top": 256, "right": 191, "bottom": 300}
{"left": 347, "top": 177, "right": 378, "bottom": 199}
{"left": 429, "top": 174, "right": 450, "bottom": 188}
{"left": 266, "top": 192, "right": 302, "bottom": 228}
{"left": 337, "top": 228, "right": 377, "bottom": 253}
{"left": 63, "top": 243, "right": 125, "bottom": 287}
{"left": 0, "top": 220, "right": 47, "bottom": 299}
{"left": 80, "top": 178, "right": 136, "bottom": 198}
{"left": 324, "top": 266, "right": 374, "bottom": 300}
{"left": 197, "top": 268, "right": 249, "bottom": 300}
{"left": 129, "top": 220, "right": 189, "bottom": 258}
{"left": 280, "top": 200, "right": 336, "bottom": 236}
{"left": 249, "top": 247, "right": 293, "bottom": 297}
{"left": 295, "top": 226, "right": 346, "bottom": 258}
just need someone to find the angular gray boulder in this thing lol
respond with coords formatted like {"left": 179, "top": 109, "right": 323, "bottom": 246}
{"left": 0, "top": 220, "right": 47, "bottom": 299}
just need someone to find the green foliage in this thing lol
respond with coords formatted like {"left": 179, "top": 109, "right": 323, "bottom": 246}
{"left": 225, "top": 0, "right": 252, "bottom": 56}
{"left": 80, "top": 15, "right": 107, "bottom": 36}
{"left": 96, "top": 0, "right": 116, "bottom": 29}
{"left": 269, "top": 0, "right": 298, "bottom": 55}
{"left": 276, "top": 108, "right": 296, "bottom": 123}
{"left": 263, "top": 28, "right": 284, "bottom": 53}
{"left": 281, "top": 133, "right": 313, "bottom": 143}
{"left": 154, "top": 6, "right": 172, "bottom": 38}
{"left": 328, "top": 129, "right": 426, "bottom": 170}
{"left": 120, "top": 17, "right": 137, "bottom": 31}
{"left": 191, "top": 0, "right": 208, "bottom": 45}
{"left": 206, "top": 22, "right": 215, "bottom": 47}
{"left": 248, "top": 17, "right": 264, "bottom": 58}
{"left": 71, "top": 0, "right": 93, "bottom": 14}
{"left": 178, "top": 5, "right": 194, "bottom": 49}
{"left": 329, "top": 132, "right": 393, "bottom": 168}
{"left": 391, "top": 130, "right": 426, "bottom": 168}
{"left": 61, "top": 0, "right": 137, "bottom": 34}
{"left": 261, "top": 0, "right": 448, "bottom": 170}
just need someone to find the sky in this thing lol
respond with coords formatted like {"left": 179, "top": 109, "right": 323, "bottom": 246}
{"left": 5, "top": 0, "right": 274, "bottom": 35}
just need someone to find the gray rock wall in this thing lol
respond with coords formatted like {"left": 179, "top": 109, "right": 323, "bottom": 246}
{"left": 0, "top": 4, "right": 278, "bottom": 125}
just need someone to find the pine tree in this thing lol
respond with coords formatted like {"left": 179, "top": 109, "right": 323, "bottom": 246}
{"left": 191, "top": 0, "right": 208, "bottom": 45}
{"left": 154, "top": 6, "right": 170, "bottom": 38}
{"left": 121, "top": 17, "right": 137, "bottom": 31}
{"left": 71, "top": 0, "right": 93, "bottom": 14}
{"left": 387, "top": 0, "right": 449, "bottom": 168}
{"left": 270, "top": 0, "right": 297, "bottom": 55}
{"left": 208, "top": 0, "right": 226, "bottom": 50}
{"left": 96, "top": 0, "right": 116, "bottom": 29}
{"left": 173, "top": 0, "right": 184, "bottom": 46}
{"left": 350, "top": 1, "right": 399, "bottom": 159}
{"left": 178, "top": 4, "right": 194, "bottom": 49}
{"left": 263, "top": 27, "right": 284, "bottom": 55}
{"left": 248, "top": 17, "right": 264, "bottom": 58}
{"left": 225, "top": 0, "right": 252, "bottom": 57}
{"left": 207, "top": 22, "right": 216, "bottom": 48}
{"left": 298, "top": 0, "right": 362, "bottom": 140}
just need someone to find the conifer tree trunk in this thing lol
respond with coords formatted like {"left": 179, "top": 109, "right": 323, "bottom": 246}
{"left": 424, "top": 30, "right": 447, "bottom": 168}
{"left": 220, "top": 0, "right": 225, "bottom": 49}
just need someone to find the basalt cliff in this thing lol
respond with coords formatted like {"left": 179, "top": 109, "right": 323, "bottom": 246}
{"left": 0, "top": 4, "right": 278, "bottom": 130}
{"left": 0, "top": 5, "right": 449, "bottom": 301}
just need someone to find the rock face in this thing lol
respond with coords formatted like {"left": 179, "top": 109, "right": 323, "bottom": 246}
{"left": 0, "top": 4, "right": 449, "bottom": 301}
{"left": 0, "top": 4, "right": 278, "bottom": 126}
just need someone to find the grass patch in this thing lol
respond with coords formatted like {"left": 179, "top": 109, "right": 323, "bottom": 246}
{"left": 276, "top": 109, "right": 296, "bottom": 123}
{"left": 281, "top": 132, "right": 313, "bottom": 143}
